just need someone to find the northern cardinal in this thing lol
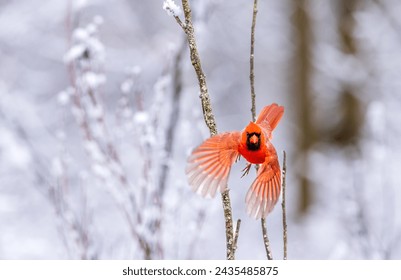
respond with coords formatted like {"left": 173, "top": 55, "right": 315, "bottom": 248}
{"left": 186, "top": 103, "right": 284, "bottom": 219}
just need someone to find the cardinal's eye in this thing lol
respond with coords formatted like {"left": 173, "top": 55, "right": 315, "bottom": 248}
{"left": 247, "top": 132, "right": 260, "bottom": 138}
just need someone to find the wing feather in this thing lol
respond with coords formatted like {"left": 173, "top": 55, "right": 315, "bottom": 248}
{"left": 256, "top": 103, "right": 284, "bottom": 140}
{"left": 186, "top": 132, "right": 240, "bottom": 198}
{"left": 245, "top": 152, "right": 281, "bottom": 219}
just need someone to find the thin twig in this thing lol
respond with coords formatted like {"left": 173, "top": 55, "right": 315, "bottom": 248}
{"left": 281, "top": 150, "right": 288, "bottom": 260}
{"left": 221, "top": 189, "right": 235, "bottom": 260}
{"left": 65, "top": 13, "right": 155, "bottom": 258}
{"left": 175, "top": 0, "right": 236, "bottom": 259}
{"left": 248, "top": 0, "right": 274, "bottom": 260}
{"left": 261, "top": 217, "right": 273, "bottom": 260}
{"left": 232, "top": 219, "right": 242, "bottom": 256}
{"left": 180, "top": 0, "right": 218, "bottom": 136}
{"left": 261, "top": 218, "right": 274, "bottom": 259}
{"left": 250, "top": 0, "right": 258, "bottom": 122}
{"left": 173, "top": 15, "right": 186, "bottom": 30}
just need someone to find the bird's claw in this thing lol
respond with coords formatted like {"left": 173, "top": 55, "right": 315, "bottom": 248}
{"left": 241, "top": 163, "right": 252, "bottom": 178}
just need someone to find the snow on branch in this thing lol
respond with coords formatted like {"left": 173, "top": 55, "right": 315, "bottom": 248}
{"left": 163, "top": 0, "right": 181, "bottom": 17}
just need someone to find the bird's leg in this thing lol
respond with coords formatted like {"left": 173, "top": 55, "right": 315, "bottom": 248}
{"left": 241, "top": 163, "right": 252, "bottom": 178}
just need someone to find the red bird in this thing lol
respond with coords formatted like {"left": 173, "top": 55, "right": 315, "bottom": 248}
{"left": 186, "top": 103, "right": 284, "bottom": 219}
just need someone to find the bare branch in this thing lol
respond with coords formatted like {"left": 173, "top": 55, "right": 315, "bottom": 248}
{"left": 248, "top": 0, "right": 274, "bottom": 260}
{"left": 281, "top": 150, "right": 288, "bottom": 260}
{"left": 232, "top": 219, "right": 242, "bottom": 256}
{"left": 250, "top": 0, "right": 258, "bottom": 122}
{"left": 173, "top": 15, "right": 186, "bottom": 31}
{"left": 261, "top": 218, "right": 273, "bottom": 260}
{"left": 174, "top": 0, "right": 235, "bottom": 259}
{"left": 221, "top": 189, "right": 235, "bottom": 260}
{"left": 180, "top": 0, "right": 218, "bottom": 136}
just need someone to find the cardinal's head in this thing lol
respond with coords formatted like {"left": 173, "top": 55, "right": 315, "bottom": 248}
{"left": 243, "top": 122, "right": 262, "bottom": 151}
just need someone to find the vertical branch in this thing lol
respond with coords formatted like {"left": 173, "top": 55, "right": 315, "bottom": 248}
{"left": 171, "top": 0, "right": 236, "bottom": 260}
{"left": 174, "top": 1, "right": 218, "bottom": 136}
{"left": 281, "top": 151, "right": 288, "bottom": 260}
{"left": 232, "top": 219, "right": 242, "bottom": 256}
{"left": 221, "top": 190, "right": 235, "bottom": 260}
{"left": 261, "top": 218, "right": 273, "bottom": 260}
{"left": 331, "top": 0, "right": 363, "bottom": 147}
{"left": 248, "top": 0, "right": 274, "bottom": 260}
{"left": 250, "top": 0, "right": 258, "bottom": 122}
{"left": 293, "top": 0, "right": 313, "bottom": 216}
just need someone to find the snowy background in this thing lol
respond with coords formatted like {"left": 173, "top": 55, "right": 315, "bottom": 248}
{"left": 1, "top": 0, "right": 401, "bottom": 259}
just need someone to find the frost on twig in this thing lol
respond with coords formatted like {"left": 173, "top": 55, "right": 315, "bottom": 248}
{"left": 163, "top": 0, "right": 181, "bottom": 17}
{"left": 62, "top": 11, "right": 205, "bottom": 259}
{"left": 49, "top": 156, "right": 97, "bottom": 259}
{"left": 62, "top": 16, "right": 161, "bottom": 259}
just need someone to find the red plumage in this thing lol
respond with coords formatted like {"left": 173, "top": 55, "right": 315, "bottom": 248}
{"left": 186, "top": 103, "right": 284, "bottom": 218}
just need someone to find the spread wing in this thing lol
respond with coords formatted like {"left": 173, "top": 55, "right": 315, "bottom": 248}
{"left": 245, "top": 145, "right": 281, "bottom": 219}
{"left": 256, "top": 103, "right": 284, "bottom": 140}
{"left": 186, "top": 132, "right": 241, "bottom": 198}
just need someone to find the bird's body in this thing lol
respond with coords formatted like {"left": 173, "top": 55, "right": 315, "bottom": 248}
{"left": 186, "top": 103, "right": 284, "bottom": 219}
{"left": 238, "top": 121, "right": 267, "bottom": 164}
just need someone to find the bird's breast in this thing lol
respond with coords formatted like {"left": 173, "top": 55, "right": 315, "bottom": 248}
{"left": 238, "top": 145, "right": 266, "bottom": 164}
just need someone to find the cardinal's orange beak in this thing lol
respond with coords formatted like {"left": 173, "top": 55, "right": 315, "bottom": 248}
{"left": 250, "top": 134, "right": 259, "bottom": 144}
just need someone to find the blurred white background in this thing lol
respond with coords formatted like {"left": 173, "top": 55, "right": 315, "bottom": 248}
{"left": 0, "top": 0, "right": 400, "bottom": 259}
